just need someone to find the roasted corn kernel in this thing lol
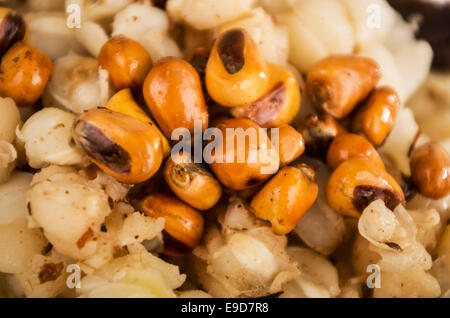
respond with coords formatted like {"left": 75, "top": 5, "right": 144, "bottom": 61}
{"left": 351, "top": 86, "right": 400, "bottom": 147}
{"left": 272, "top": 125, "right": 305, "bottom": 167}
{"left": 72, "top": 108, "right": 163, "bottom": 184}
{"left": 99, "top": 35, "right": 152, "bottom": 92}
{"left": 143, "top": 57, "right": 209, "bottom": 138}
{"left": 138, "top": 193, "right": 204, "bottom": 256}
{"left": 106, "top": 88, "right": 171, "bottom": 158}
{"left": 410, "top": 142, "right": 450, "bottom": 199}
{"left": 0, "top": 7, "right": 26, "bottom": 57}
{"left": 251, "top": 164, "right": 318, "bottom": 235}
{"left": 0, "top": 42, "right": 52, "bottom": 106}
{"left": 326, "top": 158, "right": 405, "bottom": 218}
{"left": 296, "top": 113, "right": 347, "bottom": 158}
{"left": 205, "top": 28, "right": 270, "bottom": 107}
{"left": 326, "top": 133, "right": 384, "bottom": 170}
{"left": 164, "top": 152, "right": 222, "bottom": 210}
{"left": 209, "top": 118, "right": 279, "bottom": 190}
{"left": 306, "top": 55, "right": 381, "bottom": 118}
{"left": 230, "top": 63, "right": 301, "bottom": 128}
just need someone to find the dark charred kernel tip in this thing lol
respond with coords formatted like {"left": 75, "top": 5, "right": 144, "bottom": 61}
{"left": 353, "top": 185, "right": 404, "bottom": 212}
{"left": 41, "top": 242, "right": 53, "bottom": 255}
{"left": 218, "top": 29, "right": 245, "bottom": 74}
{"left": 100, "top": 223, "right": 107, "bottom": 232}
{"left": 74, "top": 122, "right": 131, "bottom": 174}
{"left": 0, "top": 11, "right": 26, "bottom": 56}
{"left": 385, "top": 241, "right": 403, "bottom": 251}
{"left": 27, "top": 202, "right": 32, "bottom": 215}
{"left": 38, "top": 262, "right": 64, "bottom": 284}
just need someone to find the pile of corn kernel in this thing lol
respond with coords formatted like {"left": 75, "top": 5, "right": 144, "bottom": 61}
{"left": 0, "top": 0, "right": 449, "bottom": 298}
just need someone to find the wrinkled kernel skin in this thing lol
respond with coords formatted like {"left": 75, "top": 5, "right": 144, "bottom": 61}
{"left": 326, "top": 133, "right": 384, "bottom": 170}
{"left": 351, "top": 86, "right": 400, "bottom": 146}
{"left": 230, "top": 63, "right": 301, "bottom": 128}
{"left": 0, "top": 7, "right": 26, "bottom": 56}
{"left": 209, "top": 118, "right": 279, "bottom": 190}
{"left": 326, "top": 158, "right": 405, "bottom": 218}
{"left": 206, "top": 28, "right": 270, "bottom": 107}
{"left": 306, "top": 55, "right": 381, "bottom": 118}
{"left": 0, "top": 42, "right": 53, "bottom": 106}
{"left": 410, "top": 142, "right": 450, "bottom": 199}
{"left": 99, "top": 35, "right": 152, "bottom": 91}
{"left": 143, "top": 57, "right": 209, "bottom": 138}
{"left": 73, "top": 109, "right": 163, "bottom": 184}
{"left": 163, "top": 154, "right": 222, "bottom": 210}
{"left": 251, "top": 165, "right": 318, "bottom": 234}
{"left": 139, "top": 193, "right": 204, "bottom": 256}
{"left": 297, "top": 113, "right": 347, "bottom": 158}
{"left": 275, "top": 125, "right": 305, "bottom": 167}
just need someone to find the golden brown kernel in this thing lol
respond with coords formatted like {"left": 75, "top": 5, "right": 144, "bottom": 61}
{"left": 410, "top": 142, "right": 450, "bottom": 199}
{"left": 99, "top": 35, "right": 152, "bottom": 91}
{"left": 206, "top": 28, "right": 270, "bottom": 107}
{"left": 351, "top": 86, "right": 400, "bottom": 146}
{"left": 326, "top": 133, "right": 384, "bottom": 170}
{"left": 106, "top": 88, "right": 171, "bottom": 158}
{"left": 72, "top": 108, "right": 163, "bottom": 184}
{"left": 326, "top": 158, "right": 405, "bottom": 218}
{"left": 164, "top": 152, "right": 222, "bottom": 210}
{"left": 139, "top": 193, "right": 204, "bottom": 256}
{"left": 143, "top": 57, "right": 209, "bottom": 138}
{"left": 251, "top": 164, "right": 318, "bottom": 234}
{"left": 272, "top": 125, "right": 305, "bottom": 167}
{"left": 209, "top": 118, "right": 279, "bottom": 190}
{"left": 0, "top": 42, "right": 53, "bottom": 106}
{"left": 306, "top": 55, "right": 381, "bottom": 118}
